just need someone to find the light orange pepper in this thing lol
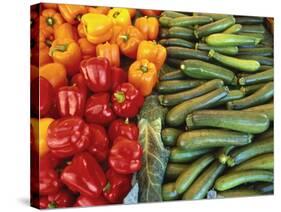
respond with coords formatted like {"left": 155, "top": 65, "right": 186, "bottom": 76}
{"left": 42, "top": 3, "right": 58, "bottom": 10}
{"left": 49, "top": 38, "right": 82, "bottom": 77}
{"left": 39, "top": 9, "right": 64, "bottom": 34}
{"left": 135, "top": 16, "right": 159, "bottom": 40}
{"left": 137, "top": 40, "right": 167, "bottom": 71}
{"left": 77, "top": 22, "right": 86, "bottom": 38}
{"left": 38, "top": 29, "right": 54, "bottom": 66}
{"left": 110, "top": 25, "right": 123, "bottom": 44}
{"left": 88, "top": 6, "right": 110, "bottom": 15}
{"left": 78, "top": 38, "right": 96, "bottom": 59}
{"left": 58, "top": 4, "right": 88, "bottom": 24}
{"left": 96, "top": 42, "right": 120, "bottom": 67}
{"left": 128, "top": 59, "right": 158, "bottom": 96}
{"left": 54, "top": 23, "right": 79, "bottom": 40}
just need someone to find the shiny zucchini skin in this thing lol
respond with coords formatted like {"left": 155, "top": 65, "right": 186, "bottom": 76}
{"left": 157, "top": 79, "right": 205, "bottom": 94}
{"left": 169, "top": 147, "right": 213, "bottom": 163}
{"left": 243, "top": 103, "right": 274, "bottom": 121}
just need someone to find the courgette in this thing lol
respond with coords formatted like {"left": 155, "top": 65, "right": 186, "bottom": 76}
{"left": 194, "top": 13, "right": 230, "bottom": 21}
{"left": 235, "top": 16, "right": 264, "bottom": 25}
{"left": 210, "top": 90, "right": 244, "bottom": 107}
{"left": 162, "top": 183, "right": 179, "bottom": 201}
{"left": 216, "top": 188, "right": 262, "bottom": 198}
{"left": 240, "top": 24, "right": 266, "bottom": 33}
{"left": 237, "top": 55, "right": 273, "bottom": 66}
{"left": 170, "top": 147, "right": 213, "bottom": 163}
{"left": 159, "top": 16, "right": 172, "bottom": 28}
{"left": 162, "top": 128, "right": 183, "bottom": 147}
{"left": 165, "top": 163, "right": 190, "bottom": 181}
{"left": 169, "top": 16, "right": 213, "bottom": 27}
{"left": 159, "top": 38, "right": 195, "bottom": 48}
{"left": 196, "top": 43, "right": 238, "bottom": 55}
{"left": 238, "top": 47, "right": 273, "bottom": 57}
{"left": 167, "top": 46, "right": 210, "bottom": 61}
{"left": 223, "top": 24, "right": 242, "bottom": 34}
{"left": 240, "top": 83, "right": 267, "bottom": 95}
{"left": 161, "top": 11, "right": 187, "bottom": 18}
{"left": 239, "top": 69, "right": 273, "bottom": 85}
{"left": 243, "top": 103, "right": 274, "bottom": 121}
{"left": 160, "top": 70, "right": 186, "bottom": 81}
{"left": 160, "top": 27, "right": 195, "bottom": 40}
{"left": 157, "top": 79, "right": 205, "bottom": 94}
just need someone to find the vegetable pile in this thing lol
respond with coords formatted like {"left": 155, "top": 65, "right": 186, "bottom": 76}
{"left": 30, "top": 3, "right": 274, "bottom": 209}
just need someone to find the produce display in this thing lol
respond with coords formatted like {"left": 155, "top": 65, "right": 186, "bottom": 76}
{"left": 30, "top": 3, "right": 274, "bottom": 209}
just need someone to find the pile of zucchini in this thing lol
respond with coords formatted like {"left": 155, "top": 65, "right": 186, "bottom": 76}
{"left": 158, "top": 11, "right": 274, "bottom": 200}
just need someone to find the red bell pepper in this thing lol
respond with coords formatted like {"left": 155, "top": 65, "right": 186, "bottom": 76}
{"left": 33, "top": 196, "right": 49, "bottom": 209}
{"left": 109, "top": 136, "right": 142, "bottom": 174}
{"left": 71, "top": 73, "right": 88, "bottom": 98}
{"left": 112, "top": 82, "right": 144, "bottom": 118}
{"left": 80, "top": 57, "right": 112, "bottom": 93}
{"left": 103, "top": 168, "right": 132, "bottom": 203}
{"left": 85, "top": 93, "right": 116, "bottom": 126}
{"left": 61, "top": 152, "right": 107, "bottom": 198}
{"left": 88, "top": 123, "right": 110, "bottom": 162}
{"left": 111, "top": 67, "right": 128, "bottom": 91}
{"left": 31, "top": 76, "right": 54, "bottom": 117}
{"left": 56, "top": 85, "right": 86, "bottom": 117}
{"left": 47, "top": 190, "right": 75, "bottom": 208}
{"left": 74, "top": 195, "right": 109, "bottom": 207}
{"left": 108, "top": 119, "right": 139, "bottom": 142}
{"left": 47, "top": 117, "right": 91, "bottom": 158}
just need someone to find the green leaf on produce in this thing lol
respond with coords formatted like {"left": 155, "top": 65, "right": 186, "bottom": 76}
{"left": 137, "top": 118, "right": 170, "bottom": 202}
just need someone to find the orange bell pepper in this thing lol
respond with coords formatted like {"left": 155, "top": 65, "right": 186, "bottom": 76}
{"left": 78, "top": 38, "right": 96, "bottom": 59}
{"left": 140, "top": 9, "right": 161, "bottom": 17}
{"left": 31, "top": 118, "right": 54, "bottom": 157}
{"left": 96, "top": 42, "right": 120, "bottom": 67}
{"left": 40, "top": 9, "right": 64, "bottom": 34}
{"left": 54, "top": 23, "right": 79, "bottom": 40}
{"left": 77, "top": 22, "right": 86, "bottom": 38}
{"left": 116, "top": 26, "right": 144, "bottom": 59}
{"left": 128, "top": 9, "right": 137, "bottom": 18}
{"left": 137, "top": 40, "right": 167, "bottom": 71}
{"left": 135, "top": 16, "right": 159, "bottom": 40}
{"left": 108, "top": 8, "right": 131, "bottom": 27}
{"left": 81, "top": 13, "right": 113, "bottom": 44}
{"left": 88, "top": 6, "right": 110, "bottom": 15}
{"left": 110, "top": 25, "right": 123, "bottom": 44}
{"left": 39, "top": 63, "right": 67, "bottom": 89}
{"left": 49, "top": 38, "right": 82, "bottom": 77}
{"left": 58, "top": 4, "right": 88, "bottom": 24}
{"left": 128, "top": 59, "right": 158, "bottom": 96}
{"left": 38, "top": 29, "right": 54, "bottom": 66}
{"left": 42, "top": 3, "right": 58, "bottom": 10}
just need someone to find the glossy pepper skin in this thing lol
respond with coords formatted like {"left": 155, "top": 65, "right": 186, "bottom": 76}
{"left": 128, "top": 59, "right": 158, "bottom": 96}
{"left": 38, "top": 28, "right": 53, "bottom": 66}
{"left": 49, "top": 38, "right": 82, "bottom": 77}
{"left": 108, "top": 119, "right": 139, "bottom": 142}
{"left": 58, "top": 4, "right": 88, "bottom": 24}
{"left": 111, "top": 67, "right": 128, "bottom": 91}
{"left": 88, "top": 124, "right": 110, "bottom": 162}
{"left": 47, "top": 190, "right": 74, "bottom": 208}
{"left": 74, "top": 195, "right": 109, "bottom": 207}
{"left": 61, "top": 152, "right": 107, "bottom": 198}
{"left": 80, "top": 57, "right": 112, "bottom": 93}
{"left": 135, "top": 16, "right": 159, "bottom": 41}
{"left": 71, "top": 73, "right": 88, "bottom": 97}
{"left": 112, "top": 82, "right": 144, "bottom": 118}
{"left": 40, "top": 9, "right": 64, "bottom": 34}
{"left": 116, "top": 26, "right": 144, "bottom": 59}
{"left": 108, "top": 8, "right": 131, "bottom": 27}
{"left": 137, "top": 40, "right": 167, "bottom": 71}
{"left": 103, "top": 168, "right": 132, "bottom": 203}
{"left": 47, "top": 117, "right": 91, "bottom": 158}
{"left": 96, "top": 42, "right": 120, "bottom": 67}
{"left": 81, "top": 13, "right": 113, "bottom": 44}
{"left": 85, "top": 93, "right": 116, "bottom": 126}
{"left": 78, "top": 38, "right": 96, "bottom": 59}
{"left": 109, "top": 136, "right": 142, "bottom": 174}
{"left": 54, "top": 23, "right": 79, "bottom": 41}
{"left": 56, "top": 85, "right": 86, "bottom": 117}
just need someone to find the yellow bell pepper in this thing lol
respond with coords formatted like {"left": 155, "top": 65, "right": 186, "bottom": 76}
{"left": 81, "top": 13, "right": 113, "bottom": 44}
{"left": 108, "top": 8, "right": 131, "bottom": 27}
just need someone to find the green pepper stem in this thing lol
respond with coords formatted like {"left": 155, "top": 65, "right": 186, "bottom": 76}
{"left": 48, "top": 202, "right": 57, "bottom": 208}
{"left": 103, "top": 182, "right": 111, "bottom": 192}
{"left": 46, "top": 17, "right": 55, "bottom": 27}
{"left": 119, "top": 34, "right": 129, "bottom": 42}
{"left": 140, "top": 65, "right": 148, "bottom": 73}
{"left": 49, "top": 44, "right": 68, "bottom": 56}
{"left": 114, "top": 91, "right": 126, "bottom": 103}
{"left": 113, "top": 11, "right": 120, "bottom": 18}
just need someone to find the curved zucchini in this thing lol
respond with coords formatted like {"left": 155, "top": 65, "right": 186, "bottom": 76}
{"left": 186, "top": 110, "right": 269, "bottom": 134}
{"left": 214, "top": 170, "right": 273, "bottom": 191}
{"left": 159, "top": 38, "right": 195, "bottom": 48}
{"left": 240, "top": 83, "right": 267, "bottom": 95}
{"left": 239, "top": 69, "right": 273, "bottom": 85}
{"left": 162, "top": 183, "right": 179, "bottom": 201}
{"left": 216, "top": 146, "right": 236, "bottom": 164}
{"left": 160, "top": 27, "right": 195, "bottom": 40}
{"left": 166, "top": 87, "right": 229, "bottom": 127}
{"left": 238, "top": 47, "right": 273, "bottom": 57}
{"left": 193, "top": 13, "right": 230, "bottom": 21}
{"left": 170, "top": 16, "right": 213, "bottom": 27}
{"left": 157, "top": 79, "right": 205, "bottom": 94}
{"left": 235, "top": 16, "right": 264, "bottom": 25}
{"left": 159, "top": 16, "right": 172, "bottom": 28}
{"left": 177, "top": 129, "right": 253, "bottom": 150}
{"left": 223, "top": 24, "right": 242, "bottom": 34}
{"left": 165, "top": 163, "right": 190, "bottom": 181}
{"left": 210, "top": 90, "right": 244, "bottom": 107}
{"left": 195, "top": 43, "right": 238, "bottom": 55}
{"left": 237, "top": 55, "right": 273, "bottom": 66}
{"left": 167, "top": 47, "right": 210, "bottom": 61}
{"left": 161, "top": 11, "right": 187, "bottom": 18}
{"left": 166, "top": 58, "right": 182, "bottom": 68}
{"left": 216, "top": 188, "right": 262, "bottom": 198}
{"left": 243, "top": 103, "right": 274, "bottom": 121}
{"left": 162, "top": 128, "right": 183, "bottom": 147}
{"left": 159, "top": 70, "right": 186, "bottom": 81}
{"left": 169, "top": 147, "right": 213, "bottom": 163}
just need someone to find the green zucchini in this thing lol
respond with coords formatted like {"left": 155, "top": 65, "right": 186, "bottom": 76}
{"left": 215, "top": 170, "right": 273, "bottom": 191}
{"left": 210, "top": 90, "right": 244, "bottom": 107}
{"left": 186, "top": 110, "right": 269, "bottom": 134}
{"left": 237, "top": 55, "right": 273, "bottom": 66}
{"left": 206, "top": 33, "right": 262, "bottom": 47}
{"left": 217, "top": 146, "right": 236, "bottom": 164}
{"left": 159, "top": 38, "right": 195, "bottom": 48}
{"left": 166, "top": 58, "right": 182, "bottom": 68}
{"left": 161, "top": 11, "right": 187, "bottom": 18}
{"left": 226, "top": 136, "right": 273, "bottom": 167}
{"left": 180, "top": 59, "right": 236, "bottom": 85}
{"left": 256, "top": 128, "right": 273, "bottom": 140}
{"left": 243, "top": 103, "right": 274, "bottom": 121}
{"left": 238, "top": 32, "right": 264, "bottom": 41}
{"left": 177, "top": 129, "right": 253, "bottom": 150}
{"left": 165, "top": 163, "right": 190, "bottom": 181}
{"left": 194, "top": 13, "right": 230, "bottom": 21}
{"left": 182, "top": 161, "right": 225, "bottom": 200}
{"left": 167, "top": 47, "right": 210, "bottom": 61}
{"left": 162, "top": 128, "right": 183, "bottom": 147}
{"left": 169, "top": 147, "right": 213, "bottom": 163}
{"left": 195, "top": 43, "right": 239, "bottom": 55}
{"left": 209, "top": 49, "right": 260, "bottom": 72}
{"left": 175, "top": 154, "right": 215, "bottom": 194}
{"left": 216, "top": 188, "right": 262, "bottom": 198}
{"left": 195, "top": 16, "right": 236, "bottom": 38}
{"left": 239, "top": 69, "right": 273, "bottom": 85}
{"left": 166, "top": 87, "right": 229, "bottom": 127}
{"left": 162, "top": 183, "right": 179, "bottom": 201}
{"left": 159, "top": 79, "right": 224, "bottom": 106}
{"left": 235, "top": 16, "right": 264, "bottom": 25}
{"left": 230, "top": 153, "right": 273, "bottom": 172}
{"left": 223, "top": 24, "right": 242, "bottom": 34}
{"left": 160, "top": 27, "right": 195, "bottom": 40}
{"left": 240, "top": 24, "right": 266, "bottom": 34}
{"left": 157, "top": 79, "right": 205, "bottom": 94}
{"left": 240, "top": 83, "right": 267, "bottom": 95}
{"left": 227, "top": 82, "right": 273, "bottom": 110}
{"left": 238, "top": 47, "right": 273, "bottom": 57}
{"left": 159, "top": 16, "right": 172, "bottom": 28}
{"left": 259, "top": 65, "right": 273, "bottom": 71}
{"left": 159, "top": 70, "right": 186, "bottom": 81}
{"left": 169, "top": 16, "right": 213, "bottom": 27}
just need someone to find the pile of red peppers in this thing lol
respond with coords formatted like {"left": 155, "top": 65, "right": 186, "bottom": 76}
{"left": 31, "top": 56, "right": 144, "bottom": 208}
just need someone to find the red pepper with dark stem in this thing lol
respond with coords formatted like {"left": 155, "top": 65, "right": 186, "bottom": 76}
{"left": 61, "top": 152, "right": 107, "bottom": 198}
{"left": 74, "top": 195, "right": 109, "bottom": 207}
{"left": 87, "top": 123, "right": 110, "bottom": 162}
{"left": 85, "top": 93, "right": 116, "bottom": 126}
{"left": 112, "top": 82, "right": 144, "bottom": 118}
{"left": 47, "top": 190, "right": 75, "bottom": 208}
{"left": 111, "top": 67, "right": 128, "bottom": 91}
{"left": 108, "top": 119, "right": 139, "bottom": 143}
{"left": 47, "top": 117, "right": 91, "bottom": 158}
{"left": 103, "top": 168, "right": 132, "bottom": 203}
{"left": 109, "top": 136, "right": 142, "bottom": 174}
{"left": 56, "top": 85, "right": 86, "bottom": 118}
{"left": 80, "top": 57, "right": 112, "bottom": 93}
